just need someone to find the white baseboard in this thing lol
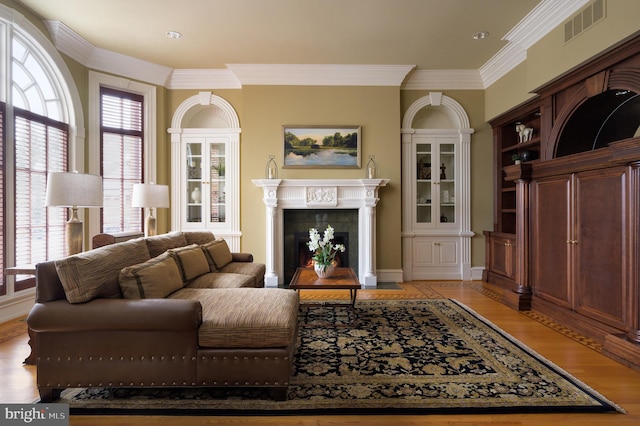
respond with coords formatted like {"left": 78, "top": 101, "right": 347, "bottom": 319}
{"left": 0, "top": 291, "right": 35, "bottom": 323}
{"left": 376, "top": 269, "right": 404, "bottom": 284}
{"left": 471, "top": 266, "right": 485, "bottom": 281}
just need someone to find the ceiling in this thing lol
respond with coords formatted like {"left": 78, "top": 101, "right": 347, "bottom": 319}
{"left": 14, "top": 0, "right": 585, "bottom": 88}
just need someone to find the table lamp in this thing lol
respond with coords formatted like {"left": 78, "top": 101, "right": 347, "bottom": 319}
{"left": 45, "top": 171, "right": 103, "bottom": 255}
{"left": 132, "top": 183, "right": 170, "bottom": 236}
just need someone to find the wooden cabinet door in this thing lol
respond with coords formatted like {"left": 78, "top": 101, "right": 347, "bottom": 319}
{"left": 531, "top": 174, "right": 572, "bottom": 308}
{"left": 488, "top": 234, "right": 515, "bottom": 280}
{"left": 574, "top": 167, "right": 627, "bottom": 329}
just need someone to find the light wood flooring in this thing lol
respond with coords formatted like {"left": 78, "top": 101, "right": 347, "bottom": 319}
{"left": 2, "top": 281, "right": 639, "bottom": 425}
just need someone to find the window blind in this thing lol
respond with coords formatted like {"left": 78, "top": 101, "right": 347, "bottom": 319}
{"left": 100, "top": 87, "right": 144, "bottom": 233}
{"left": 14, "top": 108, "right": 68, "bottom": 272}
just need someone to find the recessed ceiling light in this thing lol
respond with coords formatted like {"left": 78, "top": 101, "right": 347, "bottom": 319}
{"left": 166, "top": 31, "right": 183, "bottom": 39}
{"left": 472, "top": 31, "right": 489, "bottom": 40}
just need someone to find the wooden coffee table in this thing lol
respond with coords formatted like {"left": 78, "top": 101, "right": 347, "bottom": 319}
{"left": 289, "top": 267, "right": 361, "bottom": 326}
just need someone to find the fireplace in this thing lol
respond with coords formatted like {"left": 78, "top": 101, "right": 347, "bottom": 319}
{"left": 252, "top": 178, "right": 389, "bottom": 288}
{"left": 284, "top": 209, "right": 357, "bottom": 283}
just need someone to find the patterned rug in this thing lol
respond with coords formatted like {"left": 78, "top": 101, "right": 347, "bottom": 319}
{"left": 58, "top": 299, "right": 623, "bottom": 415}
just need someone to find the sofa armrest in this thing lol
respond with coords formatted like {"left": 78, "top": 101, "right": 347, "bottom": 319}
{"left": 231, "top": 252, "right": 253, "bottom": 262}
{"left": 27, "top": 298, "right": 202, "bottom": 332}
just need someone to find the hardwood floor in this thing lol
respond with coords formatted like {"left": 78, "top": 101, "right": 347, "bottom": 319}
{"left": 2, "top": 281, "right": 639, "bottom": 425}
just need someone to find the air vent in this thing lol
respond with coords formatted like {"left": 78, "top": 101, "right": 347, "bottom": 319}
{"left": 564, "top": 0, "right": 606, "bottom": 43}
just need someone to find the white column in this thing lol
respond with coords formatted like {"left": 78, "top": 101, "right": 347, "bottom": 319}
{"left": 252, "top": 179, "right": 281, "bottom": 288}
{"left": 360, "top": 180, "right": 383, "bottom": 289}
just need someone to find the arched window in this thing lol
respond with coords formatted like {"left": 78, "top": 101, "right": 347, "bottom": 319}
{"left": 1, "top": 5, "right": 81, "bottom": 300}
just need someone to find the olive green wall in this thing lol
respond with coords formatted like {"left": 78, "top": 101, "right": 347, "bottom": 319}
{"left": 5, "top": 0, "right": 639, "bottom": 277}
{"left": 238, "top": 86, "right": 401, "bottom": 268}
{"left": 485, "top": 0, "right": 640, "bottom": 120}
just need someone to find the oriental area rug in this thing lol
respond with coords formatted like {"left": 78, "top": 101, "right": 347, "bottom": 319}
{"left": 57, "top": 299, "right": 623, "bottom": 416}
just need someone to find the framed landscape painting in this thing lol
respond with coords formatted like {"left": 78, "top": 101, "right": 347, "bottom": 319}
{"left": 283, "top": 125, "right": 361, "bottom": 168}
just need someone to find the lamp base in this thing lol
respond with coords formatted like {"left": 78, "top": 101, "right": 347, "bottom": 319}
{"left": 66, "top": 207, "right": 83, "bottom": 255}
{"left": 145, "top": 210, "right": 157, "bottom": 237}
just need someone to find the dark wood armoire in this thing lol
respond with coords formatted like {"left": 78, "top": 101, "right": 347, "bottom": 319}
{"left": 484, "top": 32, "right": 640, "bottom": 370}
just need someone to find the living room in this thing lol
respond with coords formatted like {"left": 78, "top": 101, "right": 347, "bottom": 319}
{"left": 1, "top": 0, "right": 640, "bottom": 423}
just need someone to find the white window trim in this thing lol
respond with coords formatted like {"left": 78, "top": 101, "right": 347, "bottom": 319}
{"left": 88, "top": 71, "right": 157, "bottom": 239}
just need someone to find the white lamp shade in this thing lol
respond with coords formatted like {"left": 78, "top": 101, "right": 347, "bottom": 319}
{"left": 45, "top": 172, "right": 103, "bottom": 207}
{"left": 132, "top": 183, "right": 170, "bottom": 208}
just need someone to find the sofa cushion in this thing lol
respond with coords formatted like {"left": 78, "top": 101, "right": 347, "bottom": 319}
{"left": 219, "top": 262, "right": 266, "bottom": 288}
{"left": 168, "top": 244, "right": 211, "bottom": 282}
{"left": 184, "top": 231, "right": 216, "bottom": 246}
{"left": 169, "top": 288, "right": 299, "bottom": 348}
{"left": 55, "top": 238, "right": 151, "bottom": 304}
{"left": 200, "top": 239, "right": 233, "bottom": 271}
{"left": 186, "top": 272, "right": 255, "bottom": 289}
{"left": 145, "top": 231, "right": 188, "bottom": 258}
{"left": 119, "top": 252, "right": 183, "bottom": 299}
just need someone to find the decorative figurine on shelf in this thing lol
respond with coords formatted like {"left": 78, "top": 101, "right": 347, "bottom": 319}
{"left": 440, "top": 163, "right": 446, "bottom": 180}
{"left": 516, "top": 123, "right": 534, "bottom": 143}
{"left": 440, "top": 214, "right": 448, "bottom": 223}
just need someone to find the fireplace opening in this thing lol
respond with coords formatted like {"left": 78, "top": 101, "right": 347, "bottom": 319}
{"left": 293, "top": 231, "right": 349, "bottom": 269}
{"left": 283, "top": 209, "right": 359, "bottom": 285}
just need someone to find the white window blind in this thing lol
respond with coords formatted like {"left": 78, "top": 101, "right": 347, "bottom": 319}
{"left": 14, "top": 108, "right": 68, "bottom": 273}
{"left": 100, "top": 87, "right": 144, "bottom": 233}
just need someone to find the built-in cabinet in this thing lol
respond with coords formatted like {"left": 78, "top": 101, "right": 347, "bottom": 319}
{"left": 484, "top": 34, "right": 640, "bottom": 370}
{"left": 168, "top": 92, "right": 241, "bottom": 251}
{"left": 401, "top": 93, "right": 474, "bottom": 281}
{"left": 532, "top": 166, "right": 628, "bottom": 335}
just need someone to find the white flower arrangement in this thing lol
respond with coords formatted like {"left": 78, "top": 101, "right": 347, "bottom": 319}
{"left": 307, "top": 224, "right": 345, "bottom": 267}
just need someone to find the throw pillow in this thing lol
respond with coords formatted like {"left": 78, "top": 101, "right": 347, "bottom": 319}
{"left": 145, "top": 231, "right": 188, "bottom": 258}
{"left": 184, "top": 231, "right": 216, "bottom": 246}
{"left": 55, "top": 238, "right": 151, "bottom": 304}
{"left": 200, "top": 238, "right": 233, "bottom": 271}
{"left": 119, "top": 252, "right": 183, "bottom": 299}
{"left": 168, "top": 244, "right": 211, "bottom": 282}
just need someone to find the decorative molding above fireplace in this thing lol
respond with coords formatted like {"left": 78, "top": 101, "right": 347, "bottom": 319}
{"left": 252, "top": 178, "right": 389, "bottom": 288}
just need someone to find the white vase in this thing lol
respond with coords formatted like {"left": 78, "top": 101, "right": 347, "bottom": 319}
{"left": 191, "top": 187, "right": 201, "bottom": 203}
{"left": 314, "top": 261, "right": 335, "bottom": 279}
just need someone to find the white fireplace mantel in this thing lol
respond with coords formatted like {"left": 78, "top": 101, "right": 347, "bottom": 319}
{"left": 252, "top": 178, "right": 389, "bottom": 289}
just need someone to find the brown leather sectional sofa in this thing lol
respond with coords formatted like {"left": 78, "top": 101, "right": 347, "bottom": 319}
{"left": 27, "top": 231, "right": 299, "bottom": 402}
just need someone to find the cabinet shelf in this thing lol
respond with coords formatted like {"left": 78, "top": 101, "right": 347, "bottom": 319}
{"left": 501, "top": 137, "right": 541, "bottom": 153}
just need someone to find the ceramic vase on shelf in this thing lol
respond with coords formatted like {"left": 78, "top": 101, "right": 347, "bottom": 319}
{"left": 191, "top": 187, "right": 201, "bottom": 203}
{"left": 314, "top": 261, "right": 335, "bottom": 279}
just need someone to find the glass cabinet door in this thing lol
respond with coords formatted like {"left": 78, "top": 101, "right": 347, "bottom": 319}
{"left": 209, "top": 142, "right": 226, "bottom": 223}
{"left": 439, "top": 143, "right": 455, "bottom": 225}
{"left": 414, "top": 139, "right": 456, "bottom": 227}
{"left": 185, "top": 139, "right": 227, "bottom": 226}
{"left": 416, "top": 143, "right": 432, "bottom": 223}
{"left": 186, "top": 142, "right": 203, "bottom": 223}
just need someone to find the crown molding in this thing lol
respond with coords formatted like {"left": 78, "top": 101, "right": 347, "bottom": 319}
{"left": 480, "top": 0, "right": 590, "bottom": 88}
{"left": 401, "top": 70, "right": 484, "bottom": 90}
{"left": 45, "top": 20, "right": 172, "bottom": 87}
{"left": 41, "top": 0, "right": 590, "bottom": 90}
{"left": 165, "top": 69, "right": 242, "bottom": 90}
{"left": 226, "top": 64, "right": 415, "bottom": 87}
